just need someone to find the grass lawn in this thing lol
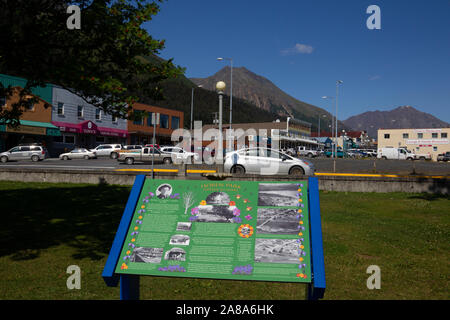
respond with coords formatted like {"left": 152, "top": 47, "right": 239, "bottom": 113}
{"left": 0, "top": 180, "right": 448, "bottom": 300}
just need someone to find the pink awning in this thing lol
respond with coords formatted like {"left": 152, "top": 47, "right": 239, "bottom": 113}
{"left": 51, "top": 120, "right": 128, "bottom": 137}
{"left": 97, "top": 126, "right": 128, "bottom": 138}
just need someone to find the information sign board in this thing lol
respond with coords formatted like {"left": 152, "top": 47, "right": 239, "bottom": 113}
{"left": 103, "top": 176, "right": 325, "bottom": 299}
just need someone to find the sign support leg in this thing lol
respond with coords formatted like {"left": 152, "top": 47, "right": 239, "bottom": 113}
{"left": 120, "top": 274, "right": 140, "bottom": 300}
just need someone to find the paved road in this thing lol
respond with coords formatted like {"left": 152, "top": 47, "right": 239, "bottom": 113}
{"left": 0, "top": 156, "right": 449, "bottom": 175}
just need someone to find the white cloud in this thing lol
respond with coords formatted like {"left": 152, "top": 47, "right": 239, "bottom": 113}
{"left": 369, "top": 75, "right": 381, "bottom": 81}
{"left": 281, "top": 43, "right": 314, "bottom": 56}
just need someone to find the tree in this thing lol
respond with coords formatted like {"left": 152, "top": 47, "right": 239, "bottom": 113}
{"left": 0, "top": 0, "right": 184, "bottom": 126}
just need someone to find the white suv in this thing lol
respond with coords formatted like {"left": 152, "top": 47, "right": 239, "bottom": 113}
{"left": 90, "top": 144, "right": 122, "bottom": 158}
{"left": 160, "top": 146, "right": 199, "bottom": 164}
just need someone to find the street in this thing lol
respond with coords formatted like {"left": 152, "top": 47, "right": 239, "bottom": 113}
{"left": 0, "top": 156, "right": 449, "bottom": 176}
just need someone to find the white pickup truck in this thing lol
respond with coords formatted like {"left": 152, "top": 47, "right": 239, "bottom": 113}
{"left": 297, "top": 146, "right": 319, "bottom": 158}
{"left": 414, "top": 152, "right": 432, "bottom": 160}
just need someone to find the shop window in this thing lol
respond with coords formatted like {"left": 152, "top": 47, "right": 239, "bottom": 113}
{"left": 95, "top": 109, "right": 101, "bottom": 121}
{"left": 384, "top": 133, "right": 390, "bottom": 139}
{"left": 441, "top": 133, "right": 447, "bottom": 138}
{"left": 133, "top": 110, "right": 143, "bottom": 125}
{"left": 433, "top": 146, "right": 437, "bottom": 151}
{"left": 25, "top": 100, "right": 35, "bottom": 111}
{"left": 57, "top": 102, "right": 64, "bottom": 115}
{"left": 147, "top": 113, "right": 153, "bottom": 126}
{"left": 171, "top": 116, "right": 180, "bottom": 129}
{"left": 402, "top": 133, "right": 409, "bottom": 139}
{"left": 431, "top": 133, "right": 438, "bottom": 138}
{"left": 417, "top": 133, "right": 423, "bottom": 139}
{"left": 77, "top": 106, "right": 84, "bottom": 118}
{"left": 160, "top": 114, "right": 169, "bottom": 129}
{"left": 53, "top": 136, "right": 63, "bottom": 143}
{"left": 96, "top": 136, "right": 105, "bottom": 143}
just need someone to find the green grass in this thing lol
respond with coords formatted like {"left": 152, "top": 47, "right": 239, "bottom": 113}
{"left": 0, "top": 181, "right": 448, "bottom": 300}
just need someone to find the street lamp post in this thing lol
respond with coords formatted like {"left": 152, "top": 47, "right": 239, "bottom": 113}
{"left": 216, "top": 81, "right": 226, "bottom": 172}
{"left": 335, "top": 80, "right": 343, "bottom": 159}
{"left": 217, "top": 57, "right": 233, "bottom": 130}
{"left": 322, "top": 96, "right": 334, "bottom": 156}
{"left": 190, "top": 85, "right": 203, "bottom": 132}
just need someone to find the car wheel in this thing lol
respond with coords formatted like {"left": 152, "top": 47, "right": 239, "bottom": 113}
{"left": 31, "top": 155, "right": 39, "bottom": 162}
{"left": 382, "top": 156, "right": 387, "bottom": 160}
{"left": 289, "top": 166, "right": 305, "bottom": 176}
{"left": 63, "top": 155, "right": 69, "bottom": 161}
{"left": 110, "top": 152, "right": 118, "bottom": 159}
{"left": 231, "top": 165, "right": 245, "bottom": 175}
{"left": 0, "top": 156, "right": 8, "bottom": 163}
{"left": 308, "top": 153, "right": 313, "bottom": 158}
{"left": 419, "top": 157, "right": 425, "bottom": 160}
{"left": 84, "top": 155, "right": 89, "bottom": 160}
{"left": 125, "top": 157, "right": 134, "bottom": 165}
{"left": 163, "top": 157, "right": 172, "bottom": 165}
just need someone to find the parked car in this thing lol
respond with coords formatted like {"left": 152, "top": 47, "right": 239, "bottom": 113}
{"left": 0, "top": 144, "right": 48, "bottom": 163}
{"left": 297, "top": 146, "right": 319, "bottom": 158}
{"left": 377, "top": 147, "right": 415, "bottom": 160}
{"left": 437, "top": 152, "right": 450, "bottom": 162}
{"left": 324, "top": 147, "right": 345, "bottom": 158}
{"left": 90, "top": 144, "right": 122, "bottom": 158}
{"left": 117, "top": 146, "right": 173, "bottom": 165}
{"left": 224, "top": 147, "right": 315, "bottom": 176}
{"left": 160, "top": 146, "right": 199, "bottom": 164}
{"left": 59, "top": 148, "right": 96, "bottom": 160}
{"left": 110, "top": 145, "right": 143, "bottom": 160}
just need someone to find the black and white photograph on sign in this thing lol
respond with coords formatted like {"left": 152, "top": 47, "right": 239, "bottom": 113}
{"left": 169, "top": 234, "right": 191, "bottom": 246}
{"left": 130, "top": 247, "right": 164, "bottom": 263}
{"left": 196, "top": 205, "right": 234, "bottom": 223}
{"left": 156, "top": 183, "right": 172, "bottom": 199}
{"left": 176, "top": 222, "right": 192, "bottom": 232}
{"left": 206, "top": 192, "right": 230, "bottom": 205}
{"left": 258, "top": 183, "right": 299, "bottom": 207}
{"left": 164, "top": 248, "right": 186, "bottom": 261}
{"left": 254, "top": 239, "right": 300, "bottom": 264}
{"left": 256, "top": 208, "right": 299, "bottom": 235}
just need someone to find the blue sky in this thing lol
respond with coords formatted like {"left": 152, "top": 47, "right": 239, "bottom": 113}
{"left": 145, "top": 0, "right": 450, "bottom": 123}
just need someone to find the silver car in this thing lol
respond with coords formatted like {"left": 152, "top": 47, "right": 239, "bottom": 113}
{"left": 0, "top": 145, "right": 48, "bottom": 163}
{"left": 59, "top": 148, "right": 96, "bottom": 160}
{"left": 224, "top": 147, "right": 315, "bottom": 176}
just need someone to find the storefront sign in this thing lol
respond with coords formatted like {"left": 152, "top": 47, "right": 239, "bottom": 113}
{"left": 6, "top": 125, "right": 46, "bottom": 135}
{"left": 406, "top": 139, "right": 449, "bottom": 145}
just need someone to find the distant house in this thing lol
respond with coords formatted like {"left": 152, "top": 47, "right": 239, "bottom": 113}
{"left": 0, "top": 74, "right": 60, "bottom": 153}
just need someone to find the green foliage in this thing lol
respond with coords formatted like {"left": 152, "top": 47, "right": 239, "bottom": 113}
{"left": 0, "top": 0, "right": 184, "bottom": 126}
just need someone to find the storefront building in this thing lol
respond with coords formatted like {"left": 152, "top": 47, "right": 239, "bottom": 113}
{"left": 127, "top": 103, "right": 184, "bottom": 146}
{"left": 378, "top": 128, "right": 450, "bottom": 161}
{"left": 51, "top": 86, "right": 128, "bottom": 155}
{"left": 0, "top": 74, "right": 60, "bottom": 152}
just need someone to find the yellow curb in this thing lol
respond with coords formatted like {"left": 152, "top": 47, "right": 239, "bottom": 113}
{"left": 314, "top": 172, "right": 448, "bottom": 179}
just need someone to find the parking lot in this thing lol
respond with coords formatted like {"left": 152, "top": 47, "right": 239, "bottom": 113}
{"left": 0, "top": 156, "right": 449, "bottom": 176}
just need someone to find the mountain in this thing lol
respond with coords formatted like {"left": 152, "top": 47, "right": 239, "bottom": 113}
{"left": 191, "top": 66, "right": 343, "bottom": 132}
{"left": 343, "top": 106, "right": 450, "bottom": 138}
{"left": 140, "top": 77, "right": 282, "bottom": 129}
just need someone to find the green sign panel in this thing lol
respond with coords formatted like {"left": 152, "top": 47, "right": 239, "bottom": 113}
{"left": 114, "top": 178, "right": 311, "bottom": 283}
